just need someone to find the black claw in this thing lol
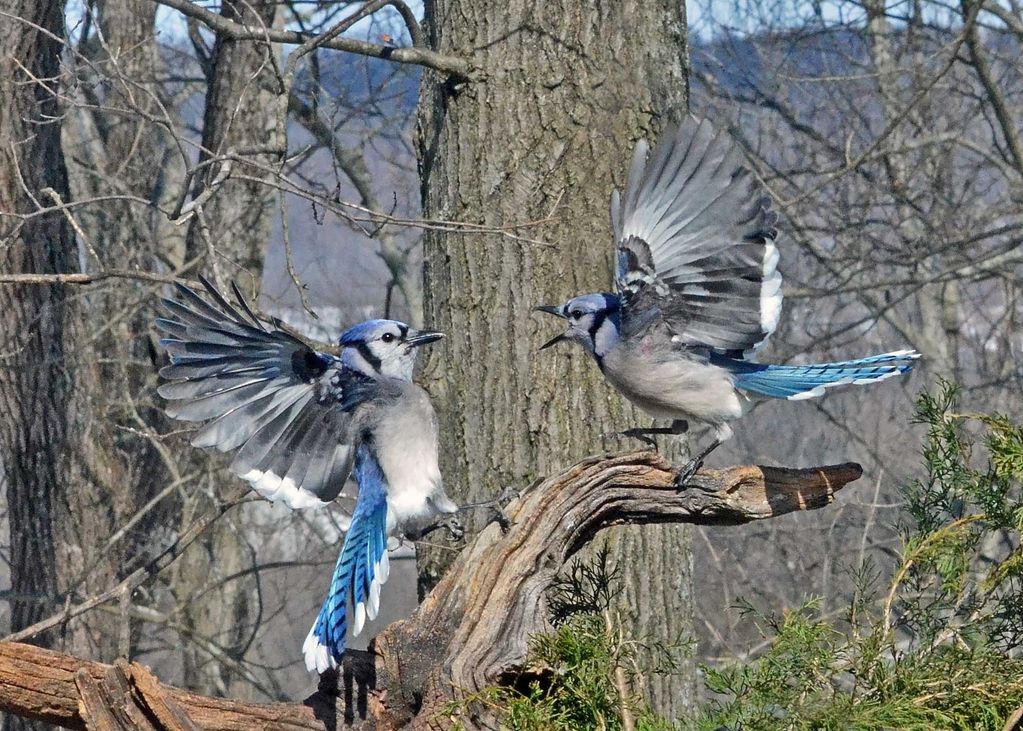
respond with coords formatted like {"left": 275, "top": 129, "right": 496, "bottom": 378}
{"left": 492, "top": 509, "right": 511, "bottom": 533}
{"left": 673, "top": 437, "right": 724, "bottom": 490}
{"left": 489, "top": 486, "right": 516, "bottom": 532}
{"left": 673, "top": 457, "right": 702, "bottom": 489}
{"left": 444, "top": 516, "right": 465, "bottom": 541}
{"left": 451, "top": 487, "right": 518, "bottom": 535}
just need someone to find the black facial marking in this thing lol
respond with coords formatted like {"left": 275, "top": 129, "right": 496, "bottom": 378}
{"left": 588, "top": 309, "right": 608, "bottom": 345}
{"left": 398, "top": 323, "right": 408, "bottom": 339}
{"left": 601, "top": 293, "right": 622, "bottom": 329}
{"left": 591, "top": 316, "right": 607, "bottom": 371}
{"left": 356, "top": 342, "right": 382, "bottom": 372}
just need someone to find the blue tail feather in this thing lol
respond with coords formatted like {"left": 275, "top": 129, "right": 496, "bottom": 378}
{"left": 303, "top": 448, "right": 389, "bottom": 673}
{"left": 722, "top": 349, "right": 920, "bottom": 401}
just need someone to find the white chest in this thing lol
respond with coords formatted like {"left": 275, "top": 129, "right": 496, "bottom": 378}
{"left": 376, "top": 440, "right": 442, "bottom": 525}
{"left": 601, "top": 344, "right": 744, "bottom": 424}
{"left": 371, "top": 391, "right": 445, "bottom": 528}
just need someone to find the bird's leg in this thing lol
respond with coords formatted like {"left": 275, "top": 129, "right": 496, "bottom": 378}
{"left": 614, "top": 419, "right": 689, "bottom": 450}
{"left": 442, "top": 515, "right": 465, "bottom": 540}
{"left": 402, "top": 515, "right": 465, "bottom": 542}
{"left": 674, "top": 438, "right": 722, "bottom": 489}
{"left": 405, "top": 487, "right": 516, "bottom": 542}
{"left": 457, "top": 485, "right": 516, "bottom": 532}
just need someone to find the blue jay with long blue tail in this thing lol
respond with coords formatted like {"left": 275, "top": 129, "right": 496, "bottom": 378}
{"left": 537, "top": 118, "right": 919, "bottom": 484}
{"left": 155, "top": 278, "right": 456, "bottom": 673}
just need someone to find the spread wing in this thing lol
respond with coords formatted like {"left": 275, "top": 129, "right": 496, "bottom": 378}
{"left": 156, "top": 278, "right": 375, "bottom": 512}
{"left": 610, "top": 117, "right": 782, "bottom": 352}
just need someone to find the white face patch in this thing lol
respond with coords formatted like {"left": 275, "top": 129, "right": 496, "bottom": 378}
{"left": 367, "top": 337, "right": 417, "bottom": 381}
{"left": 343, "top": 322, "right": 420, "bottom": 380}
{"left": 591, "top": 316, "right": 621, "bottom": 357}
{"left": 568, "top": 312, "right": 595, "bottom": 342}
{"left": 559, "top": 294, "right": 621, "bottom": 358}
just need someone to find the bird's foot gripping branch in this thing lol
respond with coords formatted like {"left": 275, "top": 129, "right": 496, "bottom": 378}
{"left": 0, "top": 452, "right": 861, "bottom": 730}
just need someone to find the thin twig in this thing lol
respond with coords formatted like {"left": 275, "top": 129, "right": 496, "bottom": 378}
{"left": 3, "top": 485, "right": 248, "bottom": 644}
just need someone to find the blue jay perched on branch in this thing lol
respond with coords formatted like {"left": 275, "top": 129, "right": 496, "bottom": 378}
{"left": 155, "top": 278, "right": 456, "bottom": 673}
{"left": 538, "top": 118, "right": 919, "bottom": 483}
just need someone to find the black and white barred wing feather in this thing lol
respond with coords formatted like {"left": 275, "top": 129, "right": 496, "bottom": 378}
{"left": 611, "top": 117, "right": 782, "bottom": 352}
{"left": 157, "top": 279, "right": 367, "bottom": 512}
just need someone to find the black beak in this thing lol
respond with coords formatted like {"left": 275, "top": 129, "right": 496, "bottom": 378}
{"left": 535, "top": 304, "right": 563, "bottom": 317}
{"left": 539, "top": 332, "right": 568, "bottom": 350}
{"left": 406, "top": 329, "right": 445, "bottom": 347}
{"left": 536, "top": 305, "right": 568, "bottom": 350}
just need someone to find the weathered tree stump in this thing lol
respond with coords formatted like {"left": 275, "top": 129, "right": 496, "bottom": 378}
{"left": 0, "top": 451, "right": 862, "bottom": 729}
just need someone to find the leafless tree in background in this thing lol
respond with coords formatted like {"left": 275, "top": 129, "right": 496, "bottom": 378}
{"left": 0, "top": 0, "right": 432, "bottom": 714}
{"left": 0, "top": 0, "right": 81, "bottom": 678}
{"left": 689, "top": 0, "right": 1023, "bottom": 666}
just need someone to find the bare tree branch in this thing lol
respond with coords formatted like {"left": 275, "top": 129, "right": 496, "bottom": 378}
{"left": 961, "top": 0, "right": 1023, "bottom": 176}
{"left": 150, "top": 0, "right": 472, "bottom": 80}
{"left": 0, "top": 270, "right": 197, "bottom": 287}
{"left": 375, "top": 452, "right": 862, "bottom": 717}
{"left": 2, "top": 485, "right": 248, "bottom": 645}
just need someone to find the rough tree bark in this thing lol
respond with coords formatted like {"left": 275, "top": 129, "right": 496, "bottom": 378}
{"left": 417, "top": 0, "right": 693, "bottom": 715}
{"left": 1, "top": 0, "right": 285, "bottom": 697}
{"left": 184, "top": 0, "right": 283, "bottom": 276}
{"left": 0, "top": 456, "right": 862, "bottom": 730}
{"left": 0, "top": 0, "right": 73, "bottom": 637}
{"left": 0, "top": 0, "right": 291, "bottom": 699}
{"left": 0, "top": 3, "right": 90, "bottom": 729}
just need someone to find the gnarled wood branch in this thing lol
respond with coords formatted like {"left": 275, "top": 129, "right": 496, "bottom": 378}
{"left": 0, "top": 452, "right": 861, "bottom": 729}
{"left": 375, "top": 451, "right": 862, "bottom": 725}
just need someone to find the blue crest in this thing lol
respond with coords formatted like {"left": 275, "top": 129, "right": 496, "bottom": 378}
{"left": 339, "top": 319, "right": 407, "bottom": 346}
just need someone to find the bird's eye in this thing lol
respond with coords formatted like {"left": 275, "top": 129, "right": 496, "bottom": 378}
{"left": 570, "top": 310, "right": 583, "bottom": 320}
{"left": 381, "top": 332, "right": 396, "bottom": 343}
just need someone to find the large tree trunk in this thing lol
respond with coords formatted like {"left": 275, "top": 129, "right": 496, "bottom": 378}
{"left": 0, "top": 0, "right": 74, "bottom": 638}
{"left": 1, "top": 0, "right": 189, "bottom": 694}
{"left": 184, "top": 0, "right": 283, "bottom": 276}
{"left": 417, "top": 0, "right": 693, "bottom": 715}
{"left": 0, "top": 1, "right": 89, "bottom": 728}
